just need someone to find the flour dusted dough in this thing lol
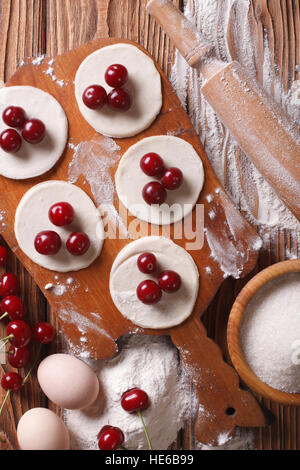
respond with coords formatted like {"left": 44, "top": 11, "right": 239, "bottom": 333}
{"left": 110, "top": 236, "right": 199, "bottom": 329}
{"left": 115, "top": 135, "right": 205, "bottom": 225}
{"left": 75, "top": 43, "right": 162, "bottom": 138}
{"left": 0, "top": 86, "right": 68, "bottom": 179}
{"left": 15, "top": 181, "right": 105, "bottom": 272}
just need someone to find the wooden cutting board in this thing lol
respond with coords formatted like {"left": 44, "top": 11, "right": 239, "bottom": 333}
{"left": 1, "top": 38, "right": 266, "bottom": 445}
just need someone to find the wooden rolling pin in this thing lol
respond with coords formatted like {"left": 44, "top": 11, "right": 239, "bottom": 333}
{"left": 147, "top": 0, "right": 300, "bottom": 221}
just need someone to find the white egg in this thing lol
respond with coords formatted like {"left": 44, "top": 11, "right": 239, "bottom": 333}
{"left": 17, "top": 408, "right": 70, "bottom": 450}
{"left": 37, "top": 353, "right": 99, "bottom": 409}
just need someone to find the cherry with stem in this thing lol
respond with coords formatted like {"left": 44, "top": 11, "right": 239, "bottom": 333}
{"left": 0, "top": 322, "right": 54, "bottom": 417}
{"left": 121, "top": 388, "right": 153, "bottom": 450}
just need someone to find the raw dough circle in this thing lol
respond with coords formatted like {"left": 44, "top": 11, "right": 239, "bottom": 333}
{"left": 0, "top": 86, "right": 68, "bottom": 179}
{"left": 75, "top": 43, "right": 162, "bottom": 138}
{"left": 109, "top": 236, "right": 199, "bottom": 329}
{"left": 115, "top": 135, "right": 205, "bottom": 225}
{"left": 15, "top": 180, "right": 105, "bottom": 272}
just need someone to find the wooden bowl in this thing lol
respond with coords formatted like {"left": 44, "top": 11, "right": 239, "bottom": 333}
{"left": 228, "top": 259, "right": 300, "bottom": 406}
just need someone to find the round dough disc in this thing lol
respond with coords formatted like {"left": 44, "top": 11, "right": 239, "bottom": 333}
{"left": 110, "top": 236, "right": 199, "bottom": 329}
{"left": 115, "top": 135, "right": 205, "bottom": 225}
{"left": 15, "top": 181, "right": 105, "bottom": 272}
{"left": 0, "top": 86, "right": 68, "bottom": 179}
{"left": 75, "top": 43, "right": 162, "bottom": 138}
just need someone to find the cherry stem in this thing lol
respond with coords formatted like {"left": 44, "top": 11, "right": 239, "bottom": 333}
{"left": 0, "top": 312, "right": 8, "bottom": 321}
{"left": 137, "top": 409, "right": 153, "bottom": 450}
{"left": 0, "top": 335, "right": 13, "bottom": 344}
{"left": 0, "top": 390, "right": 10, "bottom": 417}
{"left": 0, "top": 338, "right": 9, "bottom": 351}
{"left": 23, "top": 343, "right": 42, "bottom": 385}
{"left": 0, "top": 344, "right": 43, "bottom": 418}
{"left": 118, "top": 445, "right": 129, "bottom": 451}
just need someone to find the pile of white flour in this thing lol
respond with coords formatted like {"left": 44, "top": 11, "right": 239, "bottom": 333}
{"left": 65, "top": 335, "right": 194, "bottom": 450}
{"left": 241, "top": 273, "right": 300, "bottom": 393}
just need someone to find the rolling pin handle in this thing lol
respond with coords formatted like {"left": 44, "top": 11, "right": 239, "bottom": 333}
{"left": 147, "top": 0, "right": 214, "bottom": 68}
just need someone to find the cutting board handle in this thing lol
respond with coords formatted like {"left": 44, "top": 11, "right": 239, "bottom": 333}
{"left": 146, "top": 0, "right": 213, "bottom": 67}
{"left": 171, "top": 321, "right": 266, "bottom": 445}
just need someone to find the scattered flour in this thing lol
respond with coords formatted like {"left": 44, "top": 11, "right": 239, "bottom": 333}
{"left": 44, "top": 59, "right": 66, "bottom": 87}
{"left": 19, "top": 55, "right": 66, "bottom": 86}
{"left": 32, "top": 55, "right": 45, "bottom": 66}
{"left": 59, "top": 303, "right": 114, "bottom": 359}
{"left": 44, "top": 283, "right": 54, "bottom": 290}
{"left": 64, "top": 334, "right": 193, "bottom": 450}
{"left": 171, "top": 0, "right": 300, "bottom": 235}
{"left": 68, "top": 136, "right": 129, "bottom": 238}
{"left": 51, "top": 284, "right": 68, "bottom": 296}
{"left": 0, "top": 210, "right": 6, "bottom": 230}
{"left": 198, "top": 428, "right": 255, "bottom": 450}
{"left": 43, "top": 277, "right": 80, "bottom": 296}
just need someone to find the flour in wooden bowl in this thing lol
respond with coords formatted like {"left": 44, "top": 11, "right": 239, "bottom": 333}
{"left": 241, "top": 273, "right": 300, "bottom": 393}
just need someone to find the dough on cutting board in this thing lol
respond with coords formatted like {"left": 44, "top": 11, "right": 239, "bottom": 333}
{"left": 115, "top": 135, "right": 205, "bottom": 225}
{"left": 109, "top": 236, "right": 199, "bottom": 329}
{"left": 15, "top": 181, "right": 105, "bottom": 273}
{"left": 0, "top": 86, "right": 68, "bottom": 179}
{"left": 74, "top": 43, "right": 162, "bottom": 138}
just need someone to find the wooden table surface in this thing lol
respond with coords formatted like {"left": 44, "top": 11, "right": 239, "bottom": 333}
{"left": 0, "top": 0, "right": 299, "bottom": 450}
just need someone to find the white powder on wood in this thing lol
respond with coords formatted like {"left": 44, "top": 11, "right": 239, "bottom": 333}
{"left": 68, "top": 136, "right": 129, "bottom": 238}
{"left": 64, "top": 334, "right": 193, "bottom": 450}
{"left": 32, "top": 55, "right": 45, "bottom": 66}
{"left": 171, "top": 0, "right": 300, "bottom": 234}
{"left": 44, "top": 60, "right": 66, "bottom": 87}
{"left": 241, "top": 273, "right": 300, "bottom": 393}
{"left": 198, "top": 428, "right": 255, "bottom": 450}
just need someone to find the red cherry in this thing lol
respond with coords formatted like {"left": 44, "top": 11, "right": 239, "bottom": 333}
{"left": 0, "top": 246, "right": 8, "bottom": 266}
{"left": 121, "top": 388, "right": 149, "bottom": 413}
{"left": 2, "top": 106, "right": 26, "bottom": 128}
{"left": 8, "top": 345, "right": 30, "bottom": 369}
{"left": 140, "top": 153, "right": 165, "bottom": 177}
{"left": 161, "top": 167, "right": 183, "bottom": 190}
{"left": 0, "top": 273, "right": 19, "bottom": 297}
{"left": 136, "top": 280, "right": 162, "bottom": 304}
{"left": 32, "top": 322, "right": 55, "bottom": 344}
{"left": 0, "top": 129, "right": 22, "bottom": 153}
{"left": 137, "top": 253, "right": 157, "bottom": 274}
{"left": 105, "top": 64, "right": 128, "bottom": 88}
{"left": 66, "top": 232, "right": 90, "bottom": 256}
{"left": 1, "top": 372, "right": 22, "bottom": 392}
{"left": 0, "top": 296, "right": 26, "bottom": 321}
{"left": 82, "top": 85, "right": 107, "bottom": 110}
{"left": 34, "top": 231, "right": 61, "bottom": 255}
{"left": 98, "top": 425, "right": 124, "bottom": 451}
{"left": 97, "top": 425, "right": 112, "bottom": 439}
{"left": 107, "top": 88, "right": 131, "bottom": 112}
{"left": 158, "top": 270, "right": 181, "bottom": 293}
{"left": 142, "top": 181, "right": 167, "bottom": 206}
{"left": 22, "top": 119, "right": 45, "bottom": 144}
{"left": 6, "top": 320, "right": 31, "bottom": 348}
{"left": 49, "top": 202, "right": 74, "bottom": 226}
